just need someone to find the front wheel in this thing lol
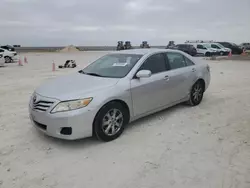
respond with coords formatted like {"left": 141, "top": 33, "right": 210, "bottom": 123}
{"left": 4, "top": 56, "right": 12, "bottom": 63}
{"left": 93, "top": 102, "right": 129, "bottom": 142}
{"left": 188, "top": 81, "right": 204, "bottom": 106}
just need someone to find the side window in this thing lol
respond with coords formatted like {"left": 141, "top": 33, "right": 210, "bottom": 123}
{"left": 184, "top": 56, "right": 195, "bottom": 66}
{"left": 211, "top": 44, "right": 218, "bottom": 48}
{"left": 0, "top": 49, "right": 4, "bottom": 53}
{"left": 139, "top": 53, "right": 166, "bottom": 74}
{"left": 166, "top": 52, "right": 186, "bottom": 70}
{"left": 197, "top": 44, "right": 204, "bottom": 49}
{"left": 221, "top": 43, "right": 229, "bottom": 48}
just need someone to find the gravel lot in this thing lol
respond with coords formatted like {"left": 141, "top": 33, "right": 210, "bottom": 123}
{"left": 0, "top": 52, "right": 250, "bottom": 188}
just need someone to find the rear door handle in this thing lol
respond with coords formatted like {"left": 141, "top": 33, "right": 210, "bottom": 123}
{"left": 192, "top": 68, "right": 196, "bottom": 72}
{"left": 164, "top": 75, "right": 169, "bottom": 81}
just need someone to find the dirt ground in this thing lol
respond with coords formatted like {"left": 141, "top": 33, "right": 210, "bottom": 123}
{"left": 0, "top": 52, "right": 250, "bottom": 188}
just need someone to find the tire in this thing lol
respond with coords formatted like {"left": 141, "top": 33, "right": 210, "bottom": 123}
{"left": 93, "top": 102, "right": 129, "bottom": 142}
{"left": 4, "top": 56, "right": 12, "bottom": 63}
{"left": 188, "top": 80, "right": 204, "bottom": 106}
{"left": 205, "top": 52, "right": 210, "bottom": 57}
{"left": 220, "top": 51, "right": 224, "bottom": 56}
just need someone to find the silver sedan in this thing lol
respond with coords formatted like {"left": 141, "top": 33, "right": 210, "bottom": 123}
{"left": 29, "top": 49, "right": 210, "bottom": 141}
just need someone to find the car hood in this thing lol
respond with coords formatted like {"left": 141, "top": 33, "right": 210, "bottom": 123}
{"left": 35, "top": 73, "right": 119, "bottom": 101}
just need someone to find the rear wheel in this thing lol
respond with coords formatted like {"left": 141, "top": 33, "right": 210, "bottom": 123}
{"left": 93, "top": 102, "right": 129, "bottom": 142}
{"left": 188, "top": 81, "right": 204, "bottom": 106}
{"left": 219, "top": 51, "right": 224, "bottom": 56}
{"left": 205, "top": 52, "right": 211, "bottom": 57}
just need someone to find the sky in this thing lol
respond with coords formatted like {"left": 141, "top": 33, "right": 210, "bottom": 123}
{"left": 0, "top": 0, "right": 249, "bottom": 46}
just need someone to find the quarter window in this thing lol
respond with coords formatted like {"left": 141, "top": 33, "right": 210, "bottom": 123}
{"left": 0, "top": 49, "right": 4, "bottom": 53}
{"left": 139, "top": 53, "right": 167, "bottom": 74}
{"left": 166, "top": 52, "right": 186, "bottom": 70}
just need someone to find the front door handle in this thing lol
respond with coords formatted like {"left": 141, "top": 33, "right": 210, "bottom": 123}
{"left": 192, "top": 68, "right": 196, "bottom": 72}
{"left": 164, "top": 75, "right": 169, "bottom": 81}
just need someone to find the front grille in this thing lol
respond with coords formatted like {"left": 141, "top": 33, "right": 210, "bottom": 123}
{"left": 33, "top": 100, "right": 54, "bottom": 112}
{"left": 34, "top": 120, "right": 47, "bottom": 130}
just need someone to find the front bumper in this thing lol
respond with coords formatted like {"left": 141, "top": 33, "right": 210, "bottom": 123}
{"left": 11, "top": 55, "right": 19, "bottom": 62}
{"left": 29, "top": 96, "right": 97, "bottom": 140}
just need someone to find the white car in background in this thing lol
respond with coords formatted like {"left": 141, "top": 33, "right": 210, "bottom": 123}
{"left": 0, "top": 48, "right": 18, "bottom": 63}
{"left": 189, "top": 43, "right": 217, "bottom": 57}
{"left": 204, "top": 43, "right": 231, "bottom": 56}
{"left": 0, "top": 54, "right": 5, "bottom": 67}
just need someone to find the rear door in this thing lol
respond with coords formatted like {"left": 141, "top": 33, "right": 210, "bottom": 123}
{"left": 164, "top": 52, "right": 197, "bottom": 102}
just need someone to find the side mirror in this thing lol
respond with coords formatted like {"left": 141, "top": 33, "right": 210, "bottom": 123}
{"left": 136, "top": 70, "right": 152, "bottom": 78}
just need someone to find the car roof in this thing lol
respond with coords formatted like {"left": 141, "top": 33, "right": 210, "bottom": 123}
{"left": 111, "top": 48, "right": 179, "bottom": 55}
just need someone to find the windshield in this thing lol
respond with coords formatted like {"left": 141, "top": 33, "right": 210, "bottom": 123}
{"left": 80, "top": 54, "right": 142, "bottom": 78}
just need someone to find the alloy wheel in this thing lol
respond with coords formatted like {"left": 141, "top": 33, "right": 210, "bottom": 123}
{"left": 102, "top": 108, "right": 123, "bottom": 136}
{"left": 192, "top": 83, "right": 203, "bottom": 103}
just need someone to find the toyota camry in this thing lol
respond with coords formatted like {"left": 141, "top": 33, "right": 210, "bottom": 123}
{"left": 29, "top": 49, "right": 210, "bottom": 141}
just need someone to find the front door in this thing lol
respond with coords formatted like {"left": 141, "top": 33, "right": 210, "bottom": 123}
{"left": 130, "top": 53, "right": 170, "bottom": 117}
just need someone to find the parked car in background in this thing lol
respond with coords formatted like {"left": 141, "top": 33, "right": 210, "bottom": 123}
{"left": 13, "top": 45, "right": 21, "bottom": 48}
{"left": 0, "top": 54, "right": 5, "bottom": 67}
{"left": 187, "top": 43, "right": 217, "bottom": 56}
{"left": 0, "top": 48, "right": 18, "bottom": 63}
{"left": 239, "top": 43, "right": 250, "bottom": 50}
{"left": 173, "top": 44, "right": 197, "bottom": 56}
{"left": 29, "top": 49, "right": 210, "bottom": 141}
{"left": 1, "top": 45, "right": 16, "bottom": 52}
{"left": 217, "top": 42, "right": 243, "bottom": 54}
{"left": 204, "top": 43, "right": 231, "bottom": 56}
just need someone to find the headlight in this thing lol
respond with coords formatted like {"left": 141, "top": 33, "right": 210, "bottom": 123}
{"left": 51, "top": 98, "right": 93, "bottom": 113}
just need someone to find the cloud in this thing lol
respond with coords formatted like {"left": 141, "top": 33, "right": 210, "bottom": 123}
{"left": 0, "top": 0, "right": 249, "bottom": 46}
{"left": 70, "top": 26, "right": 102, "bottom": 31}
{"left": 183, "top": 0, "right": 201, "bottom": 3}
{"left": 126, "top": 0, "right": 175, "bottom": 12}
{"left": 0, "top": 20, "right": 29, "bottom": 26}
{"left": 2, "top": 0, "right": 37, "bottom": 3}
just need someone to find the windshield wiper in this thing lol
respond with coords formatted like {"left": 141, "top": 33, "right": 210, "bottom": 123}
{"left": 86, "top": 72, "right": 103, "bottom": 77}
{"left": 79, "top": 70, "right": 103, "bottom": 77}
